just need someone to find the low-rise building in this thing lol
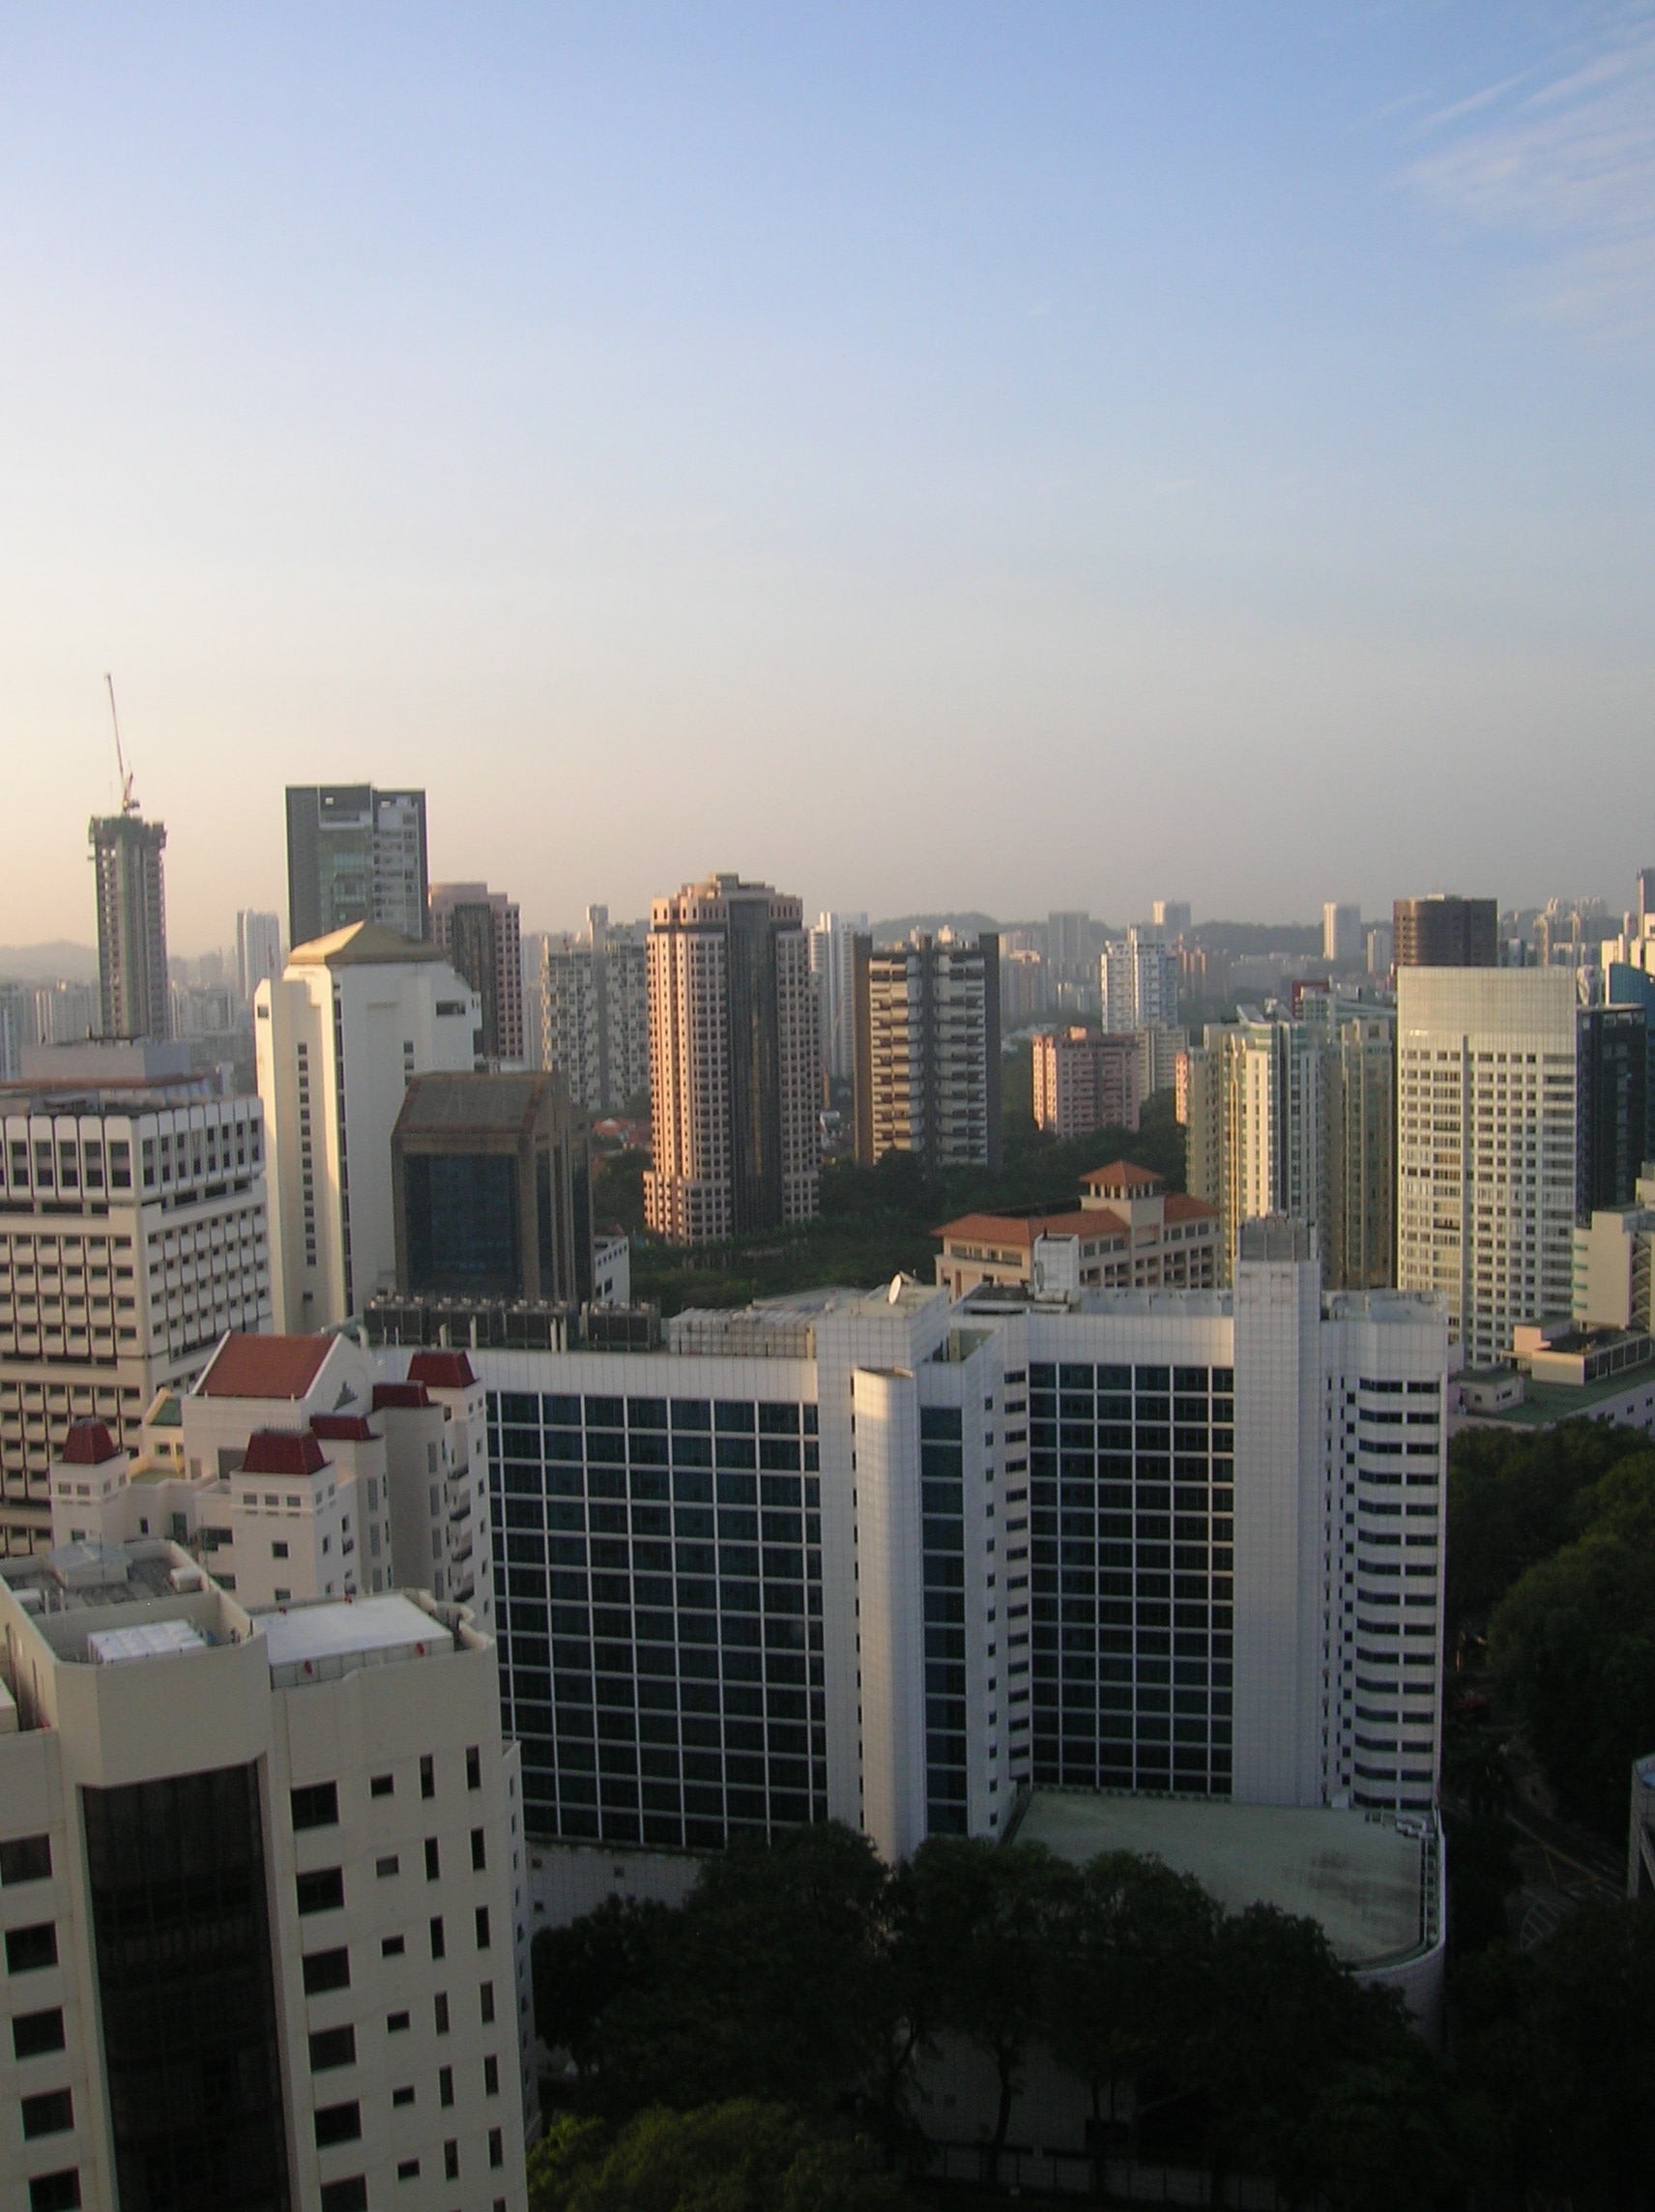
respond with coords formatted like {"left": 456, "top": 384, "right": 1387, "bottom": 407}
{"left": 934, "top": 1162, "right": 1220, "bottom": 1299}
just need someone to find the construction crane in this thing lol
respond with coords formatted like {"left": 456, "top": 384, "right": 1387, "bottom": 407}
{"left": 104, "top": 672, "right": 138, "bottom": 815}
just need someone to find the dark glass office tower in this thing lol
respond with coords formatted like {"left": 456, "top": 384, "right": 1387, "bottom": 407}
{"left": 285, "top": 784, "right": 429, "bottom": 949}
{"left": 1578, "top": 1004, "right": 1648, "bottom": 1217}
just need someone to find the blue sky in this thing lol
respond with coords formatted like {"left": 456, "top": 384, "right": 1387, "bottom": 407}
{"left": 3, "top": 4, "right": 1652, "bottom": 948}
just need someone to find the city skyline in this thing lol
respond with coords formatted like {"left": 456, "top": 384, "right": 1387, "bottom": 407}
{"left": 4, "top": 6, "right": 1654, "bottom": 949}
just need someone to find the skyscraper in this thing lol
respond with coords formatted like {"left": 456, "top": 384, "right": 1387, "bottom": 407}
{"left": 853, "top": 933, "right": 1002, "bottom": 1173}
{"left": 644, "top": 875, "right": 819, "bottom": 1243}
{"left": 1392, "top": 895, "right": 1498, "bottom": 970}
{"left": 429, "top": 882, "right": 525, "bottom": 1067}
{"left": 537, "top": 907, "right": 651, "bottom": 1113}
{"left": 1322, "top": 903, "right": 1363, "bottom": 964}
{"left": 89, "top": 810, "right": 169, "bottom": 1039}
{"left": 1099, "top": 926, "right": 1178, "bottom": 1033}
{"left": 284, "top": 784, "right": 429, "bottom": 948}
{"left": 1576, "top": 1004, "right": 1647, "bottom": 1219}
{"left": 1396, "top": 966, "right": 1578, "bottom": 1363}
{"left": 235, "top": 909, "right": 283, "bottom": 1004}
{"left": 808, "top": 910, "right": 868, "bottom": 1084}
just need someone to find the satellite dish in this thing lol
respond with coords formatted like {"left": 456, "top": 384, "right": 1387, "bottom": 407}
{"left": 888, "top": 1275, "right": 903, "bottom": 1305}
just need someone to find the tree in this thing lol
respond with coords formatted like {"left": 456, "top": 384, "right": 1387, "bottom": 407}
{"left": 535, "top": 1897, "right": 674, "bottom": 2077}
{"left": 526, "top": 2102, "right": 913, "bottom": 2212}
{"left": 1489, "top": 1453, "right": 1655, "bottom": 1833}
{"left": 903, "top": 1837, "right": 1070, "bottom": 2183}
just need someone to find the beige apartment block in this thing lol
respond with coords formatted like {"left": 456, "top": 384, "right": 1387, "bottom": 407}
{"left": 934, "top": 1160, "right": 1219, "bottom": 1298}
{"left": 0, "top": 1555, "right": 532, "bottom": 2212}
{"left": 644, "top": 876, "right": 819, "bottom": 1244}
{"left": 1031, "top": 1027, "right": 1140, "bottom": 1139}
{"left": 852, "top": 932, "right": 1002, "bottom": 1172}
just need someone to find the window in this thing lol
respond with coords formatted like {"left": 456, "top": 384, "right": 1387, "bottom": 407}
{"left": 21, "top": 2088, "right": 74, "bottom": 2139}
{"left": 314, "top": 2102, "right": 362, "bottom": 2147}
{"left": 466, "top": 1746, "right": 482, "bottom": 1790}
{"left": 489, "top": 2127, "right": 505, "bottom": 2169}
{"left": 420, "top": 1755, "right": 435, "bottom": 1800}
{"left": 439, "top": 2064, "right": 454, "bottom": 2108}
{"left": 370, "top": 1773, "right": 394, "bottom": 1798}
{"left": 479, "top": 1981, "right": 495, "bottom": 2024}
{"left": 6, "top": 1922, "right": 58, "bottom": 1973}
{"left": 392, "top": 2084, "right": 415, "bottom": 2108}
{"left": 397, "top": 2159, "right": 421, "bottom": 2180}
{"left": 434, "top": 1992, "right": 450, "bottom": 2034}
{"left": 0, "top": 1833, "right": 51, "bottom": 1884}
{"left": 297, "top": 1868, "right": 345, "bottom": 1916}
{"left": 319, "top": 2182, "right": 367, "bottom": 2212}
{"left": 475, "top": 1906, "right": 491, "bottom": 1950}
{"left": 444, "top": 2141, "right": 460, "bottom": 2182}
{"left": 429, "top": 1916, "right": 446, "bottom": 1960}
{"left": 14, "top": 2008, "right": 67, "bottom": 2058}
{"left": 382, "top": 1936, "right": 405, "bottom": 1959}
{"left": 483, "top": 2053, "right": 500, "bottom": 2096}
{"left": 28, "top": 2175, "right": 80, "bottom": 2212}
{"left": 470, "top": 1828, "right": 486, "bottom": 1872}
{"left": 377, "top": 1854, "right": 400, "bottom": 1878}
{"left": 272, "top": 1540, "right": 289, "bottom": 1560}
{"left": 309, "top": 2025, "right": 356, "bottom": 2072}
{"left": 302, "top": 1949, "right": 351, "bottom": 1995}
{"left": 387, "top": 2011, "right": 411, "bottom": 2033}
{"left": 424, "top": 1838, "right": 441, "bottom": 1880}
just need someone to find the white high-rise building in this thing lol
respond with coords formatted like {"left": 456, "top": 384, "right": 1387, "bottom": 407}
{"left": 256, "top": 925, "right": 480, "bottom": 1333}
{"left": 1099, "top": 927, "right": 1178, "bottom": 1033}
{"left": 536, "top": 909, "right": 650, "bottom": 1115}
{"left": 0, "top": 1053, "right": 272, "bottom": 1557}
{"left": 1323, "top": 903, "right": 1363, "bottom": 964}
{"left": 808, "top": 911, "right": 867, "bottom": 1084}
{"left": 1396, "top": 967, "right": 1579, "bottom": 1365}
{"left": 0, "top": 1551, "right": 532, "bottom": 2212}
{"left": 237, "top": 911, "right": 284, "bottom": 1005}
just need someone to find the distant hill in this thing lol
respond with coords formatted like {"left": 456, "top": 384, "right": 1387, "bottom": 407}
{"left": 0, "top": 942, "right": 100, "bottom": 984}
{"left": 1193, "top": 922, "right": 1322, "bottom": 956}
{"left": 869, "top": 913, "right": 1003, "bottom": 943}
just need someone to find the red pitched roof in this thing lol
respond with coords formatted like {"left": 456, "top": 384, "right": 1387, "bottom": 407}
{"left": 197, "top": 1334, "right": 333, "bottom": 1401}
{"left": 310, "top": 1414, "right": 378, "bottom": 1442}
{"left": 1081, "top": 1159, "right": 1164, "bottom": 1193}
{"left": 1165, "top": 1193, "right": 1219, "bottom": 1224}
{"left": 62, "top": 1420, "right": 122, "bottom": 1466}
{"left": 242, "top": 1429, "right": 328, "bottom": 1477}
{"left": 372, "top": 1382, "right": 432, "bottom": 1412}
{"left": 407, "top": 1351, "right": 477, "bottom": 1390}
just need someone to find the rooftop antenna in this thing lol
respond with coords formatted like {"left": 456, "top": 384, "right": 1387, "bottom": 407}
{"left": 104, "top": 672, "right": 138, "bottom": 814}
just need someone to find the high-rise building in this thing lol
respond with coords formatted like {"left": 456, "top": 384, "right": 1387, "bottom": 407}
{"left": 1046, "top": 911, "right": 1092, "bottom": 983}
{"left": 1151, "top": 900, "right": 1191, "bottom": 939}
{"left": 391, "top": 1073, "right": 594, "bottom": 1307}
{"left": 1392, "top": 895, "right": 1497, "bottom": 970}
{"left": 536, "top": 908, "right": 650, "bottom": 1115}
{"left": 457, "top": 1243, "right": 1446, "bottom": 1870}
{"left": 853, "top": 933, "right": 1002, "bottom": 1174}
{"left": 236, "top": 910, "right": 284, "bottom": 1004}
{"left": 30, "top": 981, "right": 99, "bottom": 1050}
{"left": 0, "top": 1049, "right": 271, "bottom": 1555}
{"left": 1099, "top": 927, "right": 1178, "bottom": 1033}
{"left": 0, "top": 1543, "right": 533, "bottom": 2212}
{"left": 1366, "top": 922, "right": 1395, "bottom": 977}
{"left": 89, "top": 810, "right": 169, "bottom": 1040}
{"left": 256, "top": 924, "right": 481, "bottom": 1332}
{"left": 1031, "top": 1028, "right": 1140, "bottom": 1139}
{"left": 808, "top": 912, "right": 868, "bottom": 1085}
{"left": 1323, "top": 903, "right": 1363, "bottom": 964}
{"left": 429, "top": 884, "right": 525, "bottom": 1069}
{"left": 644, "top": 876, "right": 819, "bottom": 1244}
{"left": 285, "top": 784, "right": 430, "bottom": 950}
{"left": 0, "top": 981, "right": 33, "bottom": 1081}
{"left": 1576, "top": 1004, "right": 1647, "bottom": 1219}
{"left": 1178, "top": 1007, "right": 1394, "bottom": 1292}
{"left": 1396, "top": 967, "right": 1578, "bottom": 1364}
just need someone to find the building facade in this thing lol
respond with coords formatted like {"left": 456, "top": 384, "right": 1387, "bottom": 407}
{"left": 934, "top": 1161, "right": 1219, "bottom": 1299}
{"left": 0, "top": 1557, "right": 531, "bottom": 2212}
{"left": 237, "top": 913, "right": 284, "bottom": 1007}
{"left": 1392, "top": 896, "right": 1497, "bottom": 971}
{"left": 852, "top": 933, "right": 1002, "bottom": 1173}
{"left": 1031, "top": 1028, "right": 1140, "bottom": 1140}
{"left": 536, "top": 910, "right": 650, "bottom": 1116}
{"left": 285, "top": 786, "right": 430, "bottom": 951}
{"left": 430, "top": 888, "right": 525, "bottom": 1071}
{"left": 88, "top": 814, "right": 169, "bottom": 1042}
{"left": 450, "top": 1246, "right": 1445, "bottom": 1869}
{"left": 1396, "top": 966, "right": 1579, "bottom": 1365}
{"left": 808, "top": 912, "right": 867, "bottom": 1085}
{"left": 1576, "top": 1004, "right": 1646, "bottom": 1219}
{"left": 1099, "top": 928, "right": 1178, "bottom": 1035}
{"left": 0, "top": 1062, "right": 271, "bottom": 1557}
{"left": 256, "top": 925, "right": 481, "bottom": 1333}
{"left": 1323, "top": 904, "right": 1363, "bottom": 965}
{"left": 644, "top": 877, "right": 819, "bottom": 1244}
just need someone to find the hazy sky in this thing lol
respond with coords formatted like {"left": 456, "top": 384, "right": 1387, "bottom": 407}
{"left": 3, "top": 4, "right": 1653, "bottom": 952}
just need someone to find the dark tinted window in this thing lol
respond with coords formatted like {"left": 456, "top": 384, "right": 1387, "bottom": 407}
{"left": 0, "top": 1834, "right": 51, "bottom": 1884}
{"left": 6, "top": 1922, "right": 58, "bottom": 1973}
{"left": 21, "top": 2088, "right": 73, "bottom": 2139}
{"left": 28, "top": 2174, "right": 81, "bottom": 2212}
{"left": 13, "top": 2009, "right": 66, "bottom": 2059}
{"left": 296, "top": 1868, "right": 345, "bottom": 1916}
{"left": 303, "top": 1948, "right": 351, "bottom": 1994}
{"left": 319, "top": 2182, "right": 367, "bottom": 2212}
{"left": 290, "top": 1783, "right": 338, "bottom": 1830}
{"left": 314, "top": 2103, "right": 362, "bottom": 2148}
{"left": 308, "top": 2025, "right": 356, "bottom": 2072}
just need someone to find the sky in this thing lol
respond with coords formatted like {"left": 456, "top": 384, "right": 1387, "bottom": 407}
{"left": 2, "top": 3, "right": 1653, "bottom": 952}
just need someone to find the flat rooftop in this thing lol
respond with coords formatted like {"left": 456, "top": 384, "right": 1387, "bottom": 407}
{"left": 1013, "top": 1790, "right": 1430, "bottom": 1970}
{"left": 1465, "top": 1358, "right": 1655, "bottom": 1428}
{"left": 257, "top": 1593, "right": 455, "bottom": 1683}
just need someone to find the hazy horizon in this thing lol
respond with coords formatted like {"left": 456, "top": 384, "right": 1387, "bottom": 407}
{"left": 5, "top": 5, "right": 1653, "bottom": 954}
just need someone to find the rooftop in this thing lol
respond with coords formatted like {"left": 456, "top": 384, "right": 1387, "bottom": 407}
{"left": 288, "top": 921, "right": 448, "bottom": 969}
{"left": 1081, "top": 1159, "right": 1164, "bottom": 1193}
{"left": 393, "top": 1072, "right": 562, "bottom": 1137}
{"left": 1013, "top": 1790, "right": 1432, "bottom": 1970}
{"left": 196, "top": 1333, "right": 334, "bottom": 1400}
{"left": 258, "top": 1594, "right": 455, "bottom": 1684}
